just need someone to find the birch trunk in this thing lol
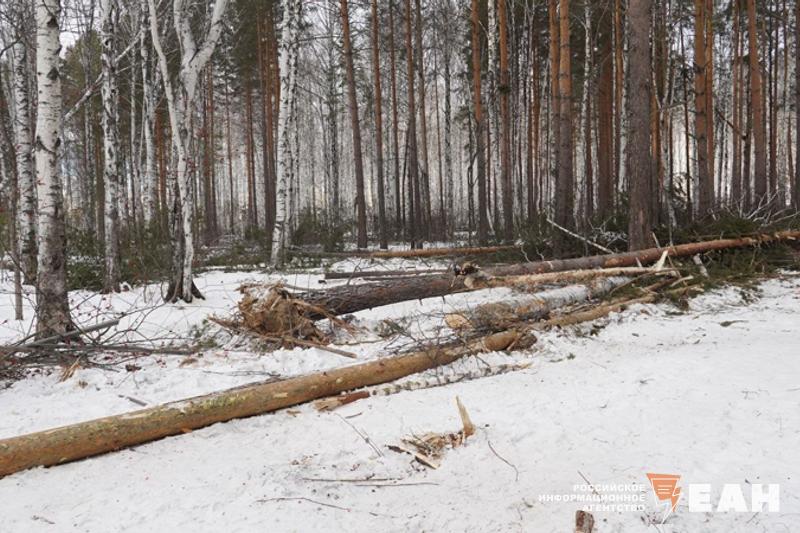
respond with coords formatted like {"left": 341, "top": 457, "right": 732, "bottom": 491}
{"left": 270, "top": 0, "right": 301, "bottom": 266}
{"left": 34, "top": 0, "right": 74, "bottom": 337}
{"left": 140, "top": 0, "right": 158, "bottom": 226}
{"left": 147, "top": 0, "right": 229, "bottom": 302}
{"left": 11, "top": 41, "right": 36, "bottom": 283}
{"left": 101, "top": 0, "right": 120, "bottom": 293}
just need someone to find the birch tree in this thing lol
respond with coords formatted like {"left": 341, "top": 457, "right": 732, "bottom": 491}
{"left": 34, "top": 0, "right": 74, "bottom": 337}
{"left": 10, "top": 13, "right": 36, "bottom": 283}
{"left": 101, "top": 0, "right": 120, "bottom": 292}
{"left": 147, "top": 0, "right": 230, "bottom": 302}
{"left": 270, "top": 0, "right": 301, "bottom": 266}
{"left": 139, "top": 0, "right": 158, "bottom": 226}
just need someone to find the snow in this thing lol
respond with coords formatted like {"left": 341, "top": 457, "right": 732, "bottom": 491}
{"left": 1, "top": 268, "right": 799, "bottom": 532}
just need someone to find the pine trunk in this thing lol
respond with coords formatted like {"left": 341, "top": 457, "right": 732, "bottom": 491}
{"left": 626, "top": 0, "right": 653, "bottom": 251}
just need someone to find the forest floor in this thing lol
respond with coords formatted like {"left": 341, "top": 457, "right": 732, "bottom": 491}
{"left": 0, "top": 258, "right": 799, "bottom": 532}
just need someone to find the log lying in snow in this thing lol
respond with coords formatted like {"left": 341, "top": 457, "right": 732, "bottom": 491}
{"left": 324, "top": 268, "right": 447, "bottom": 280}
{"left": 297, "top": 231, "right": 800, "bottom": 318}
{"left": 294, "top": 244, "right": 522, "bottom": 259}
{"left": 462, "top": 265, "right": 675, "bottom": 291}
{"left": 0, "top": 330, "right": 530, "bottom": 477}
{"left": 445, "top": 277, "right": 629, "bottom": 332}
{"left": 361, "top": 244, "right": 522, "bottom": 259}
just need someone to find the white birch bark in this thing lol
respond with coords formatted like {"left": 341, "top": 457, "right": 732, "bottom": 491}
{"left": 101, "top": 0, "right": 120, "bottom": 292}
{"left": 34, "top": 0, "right": 74, "bottom": 337}
{"left": 147, "top": 0, "right": 229, "bottom": 302}
{"left": 140, "top": 1, "right": 158, "bottom": 227}
{"left": 11, "top": 40, "right": 37, "bottom": 282}
{"left": 270, "top": 0, "right": 301, "bottom": 267}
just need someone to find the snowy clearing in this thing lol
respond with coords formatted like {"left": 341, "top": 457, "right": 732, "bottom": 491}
{"left": 1, "top": 271, "right": 799, "bottom": 532}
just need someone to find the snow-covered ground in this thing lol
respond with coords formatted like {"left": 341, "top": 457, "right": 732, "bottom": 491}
{"left": 1, "top": 267, "right": 799, "bottom": 532}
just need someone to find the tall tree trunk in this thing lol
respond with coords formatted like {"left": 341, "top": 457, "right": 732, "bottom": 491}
{"left": 746, "top": 0, "right": 767, "bottom": 206}
{"left": 270, "top": 0, "right": 301, "bottom": 265}
{"left": 34, "top": 0, "right": 74, "bottom": 337}
{"left": 583, "top": 2, "right": 594, "bottom": 223}
{"left": 339, "top": 0, "right": 368, "bottom": 249}
{"left": 371, "top": 0, "right": 388, "bottom": 249}
{"left": 101, "top": 0, "right": 121, "bottom": 293}
{"left": 554, "top": 0, "right": 574, "bottom": 253}
{"left": 694, "top": 0, "right": 713, "bottom": 216}
{"left": 388, "top": 0, "right": 402, "bottom": 236}
{"left": 414, "top": 0, "right": 432, "bottom": 235}
{"left": 731, "top": 0, "right": 743, "bottom": 207}
{"left": 796, "top": 0, "right": 800, "bottom": 208}
{"left": 613, "top": 0, "right": 623, "bottom": 195}
{"left": 627, "top": 0, "right": 653, "bottom": 251}
{"left": 547, "top": 0, "right": 560, "bottom": 226}
{"left": 442, "top": 8, "right": 454, "bottom": 236}
{"left": 471, "top": 0, "right": 488, "bottom": 245}
{"left": 497, "top": 0, "right": 513, "bottom": 242}
{"left": 404, "top": 0, "right": 422, "bottom": 248}
{"left": 140, "top": 2, "right": 159, "bottom": 228}
{"left": 11, "top": 40, "right": 36, "bottom": 283}
{"left": 147, "top": 0, "right": 229, "bottom": 301}
{"left": 596, "top": 0, "right": 613, "bottom": 219}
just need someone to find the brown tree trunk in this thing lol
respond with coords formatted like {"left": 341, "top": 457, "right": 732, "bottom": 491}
{"left": 339, "top": 0, "right": 368, "bottom": 249}
{"left": 596, "top": 0, "right": 613, "bottom": 219}
{"left": 554, "top": 0, "right": 574, "bottom": 253}
{"left": 731, "top": 0, "right": 743, "bottom": 207}
{"left": 471, "top": 0, "right": 489, "bottom": 245}
{"left": 548, "top": 0, "right": 560, "bottom": 226}
{"left": 694, "top": 0, "right": 712, "bottom": 216}
{"left": 371, "top": 0, "right": 388, "bottom": 249}
{"left": 404, "top": 0, "right": 422, "bottom": 248}
{"left": 498, "top": 0, "right": 513, "bottom": 242}
{"left": 613, "top": 0, "right": 623, "bottom": 193}
{"left": 746, "top": 0, "right": 767, "bottom": 205}
{"left": 627, "top": 0, "right": 653, "bottom": 251}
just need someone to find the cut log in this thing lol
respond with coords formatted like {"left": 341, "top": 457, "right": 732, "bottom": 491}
{"left": 324, "top": 268, "right": 446, "bottom": 280}
{"left": 0, "top": 329, "right": 530, "bottom": 477}
{"left": 463, "top": 265, "right": 676, "bottom": 291}
{"left": 296, "top": 231, "right": 800, "bottom": 318}
{"left": 445, "top": 277, "right": 629, "bottom": 332}
{"left": 362, "top": 244, "right": 521, "bottom": 259}
{"left": 291, "top": 244, "right": 521, "bottom": 259}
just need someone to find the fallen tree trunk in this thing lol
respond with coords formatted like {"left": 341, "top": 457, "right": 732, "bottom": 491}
{"left": 463, "top": 265, "right": 674, "bottom": 291}
{"left": 445, "top": 277, "right": 629, "bottom": 332}
{"left": 0, "top": 329, "right": 529, "bottom": 477}
{"left": 324, "top": 268, "right": 447, "bottom": 280}
{"left": 291, "top": 244, "right": 521, "bottom": 259}
{"left": 297, "top": 231, "right": 800, "bottom": 318}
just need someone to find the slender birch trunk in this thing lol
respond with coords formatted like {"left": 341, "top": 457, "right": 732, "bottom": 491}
{"left": 101, "top": 0, "right": 120, "bottom": 293}
{"left": 140, "top": 0, "right": 158, "bottom": 227}
{"left": 34, "top": 0, "right": 74, "bottom": 337}
{"left": 147, "top": 0, "right": 229, "bottom": 302}
{"left": 11, "top": 41, "right": 36, "bottom": 283}
{"left": 270, "top": 0, "right": 301, "bottom": 266}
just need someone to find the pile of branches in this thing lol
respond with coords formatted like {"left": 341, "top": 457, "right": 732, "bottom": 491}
{"left": 0, "top": 318, "right": 195, "bottom": 384}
